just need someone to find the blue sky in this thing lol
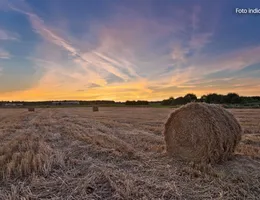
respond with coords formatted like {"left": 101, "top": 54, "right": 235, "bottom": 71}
{"left": 0, "top": 0, "right": 260, "bottom": 101}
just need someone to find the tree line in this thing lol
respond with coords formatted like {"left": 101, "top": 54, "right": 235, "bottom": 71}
{"left": 125, "top": 100, "right": 149, "bottom": 106}
{"left": 161, "top": 93, "right": 260, "bottom": 106}
{"left": 1, "top": 93, "right": 260, "bottom": 107}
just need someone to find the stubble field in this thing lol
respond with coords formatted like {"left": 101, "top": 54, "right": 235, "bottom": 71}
{"left": 0, "top": 107, "right": 260, "bottom": 200}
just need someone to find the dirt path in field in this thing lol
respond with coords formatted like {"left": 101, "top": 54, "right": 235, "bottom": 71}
{"left": 0, "top": 107, "right": 260, "bottom": 200}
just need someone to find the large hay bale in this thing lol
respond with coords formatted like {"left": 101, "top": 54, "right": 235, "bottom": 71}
{"left": 28, "top": 108, "right": 35, "bottom": 112}
{"left": 93, "top": 106, "right": 99, "bottom": 112}
{"left": 163, "top": 103, "right": 242, "bottom": 164}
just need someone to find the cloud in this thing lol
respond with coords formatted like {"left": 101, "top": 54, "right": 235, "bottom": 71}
{"left": 195, "top": 45, "right": 260, "bottom": 73}
{"left": 9, "top": 2, "right": 139, "bottom": 83}
{"left": 0, "top": 48, "right": 10, "bottom": 59}
{"left": 90, "top": 5, "right": 192, "bottom": 77}
{"left": 171, "top": 44, "right": 189, "bottom": 64}
{"left": 191, "top": 5, "right": 201, "bottom": 31}
{"left": 9, "top": 6, "right": 79, "bottom": 56}
{"left": 143, "top": 42, "right": 260, "bottom": 98}
{"left": 0, "top": 28, "right": 19, "bottom": 40}
{"left": 189, "top": 32, "right": 212, "bottom": 50}
{"left": 27, "top": 55, "right": 107, "bottom": 91}
{"left": 165, "top": 5, "right": 214, "bottom": 70}
{"left": 86, "top": 83, "right": 100, "bottom": 88}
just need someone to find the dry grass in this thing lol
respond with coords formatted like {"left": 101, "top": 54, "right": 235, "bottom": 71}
{"left": 236, "top": 144, "right": 260, "bottom": 159}
{"left": 0, "top": 133, "right": 53, "bottom": 180}
{"left": 0, "top": 107, "right": 259, "bottom": 199}
{"left": 68, "top": 128, "right": 136, "bottom": 158}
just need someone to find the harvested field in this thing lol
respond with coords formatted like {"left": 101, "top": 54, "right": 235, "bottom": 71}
{"left": 0, "top": 107, "right": 259, "bottom": 199}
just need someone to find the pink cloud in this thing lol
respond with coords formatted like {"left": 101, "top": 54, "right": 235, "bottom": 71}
{"left": 189, "top": 32, "right": 213, "bottom": 50}
{"left": 171, "top": 45, "right": 189, "bottom": 64}
{"left": 97, "top": 11, "right": 187, "bottom": 53}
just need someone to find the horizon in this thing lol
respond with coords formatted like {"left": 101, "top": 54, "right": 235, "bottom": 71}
{"left": 1, "top": 0, "right": 260, "bottom": 101}
{"left": 1, "top": 92, "right": 259, "bottom": 103}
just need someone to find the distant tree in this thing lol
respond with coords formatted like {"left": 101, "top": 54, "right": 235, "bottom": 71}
{"left": 125, "top": 101, "right": 134, "bottom": 105}
{"left": 161, "top": 99, "right": 168, "bottom": 105}
{"left": 252, "top": 96, "right": 260, "bottom": 101}
{"left": 161, "top": 97, "right": 175, "bottom": 105}
{"left": 174, "top": 97, "right": 186, "bottom": 105}
{"left": 161, "top": 94, "right": 197, "bottom": 106}
{"left": 184, "top": 93, "right": 197, "bottom": 103}
{"left": 125, "top": 100, "right": 149, "bottom": 105}
{"left": 169, "top": 96, "right": 174, "bottom": 101}
{"left": 137, "top": 100, "right": 149, "bottom": 105}
{"left": 205, "top": 93, "right": 223, "bottom": 104}
{"left": 200, "top": 95, "right": 207, "bottom": 102}
{"left": 225, "top": 93, "right": 241, "bottom": 104}
{"left": 168, "top": 97, "right": 175, "bottom": 105}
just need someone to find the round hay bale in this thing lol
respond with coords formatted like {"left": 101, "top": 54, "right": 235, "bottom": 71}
{"left": 28, "top": 108, "right": 35, "bottom": 112}
{"left": 163, "top": 102, "right": 242, "bottom": 164}
{"left": 92, "top": 106, "right": 99, "bottom": 112}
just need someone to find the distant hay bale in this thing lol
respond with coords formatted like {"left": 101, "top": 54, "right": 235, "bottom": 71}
{"left": 28, "top": 108, "right": 35, "bottom": 112}
{"left": 163, "top": 103, "right": 242, "bottom": 164}
{"left": 93, "top": 106, "right": 99, "bottom": 112}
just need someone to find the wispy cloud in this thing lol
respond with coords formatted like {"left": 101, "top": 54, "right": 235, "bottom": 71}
{"left": 171, "top": 44, "right": 189, "bottom": 64}
{"left": 191, "top": 5, "right": 201, "bottom": 31}
{"left": 0, "top": 48, "right": 10, "bottom": 59}
{"left": 9, "top": 5, "right": 79, "bottom": 55}
{"left": 195, "top": 45, "right": 260, "bottom": 73}
{"left": 0, "top": 28, "right": 19, "bottom": 41}
{"left": 189, "top": 32, "right": 212, "bottom": 50}
{"left": 9, "top": 2, "right": 139, "bottom": 84}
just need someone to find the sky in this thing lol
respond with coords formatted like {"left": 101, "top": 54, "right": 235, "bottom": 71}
{"left": 0, "top": 0, "right": 260, "bottom": 101}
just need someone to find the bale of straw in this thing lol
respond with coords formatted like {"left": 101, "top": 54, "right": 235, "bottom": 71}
{"left": 28, "top": 108, "right": 35, "bottom": 112}
{"left": 93, "top": 106, "right": 99, "bottom": 112}
{"left": 163, "top": 102, "right": 242, "bottom": 164}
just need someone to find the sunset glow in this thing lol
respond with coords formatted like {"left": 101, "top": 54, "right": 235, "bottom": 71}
{"left": 0, "top": 0, "right": 260, "bottom": 101}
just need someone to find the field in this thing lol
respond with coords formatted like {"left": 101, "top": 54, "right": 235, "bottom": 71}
{"left": 0, "top": 107, "right": 260, "bottom": 200}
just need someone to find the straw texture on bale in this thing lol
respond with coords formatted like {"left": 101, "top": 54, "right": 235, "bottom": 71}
{"left": 93, "top": 106, "right": 99, "bottom": 112}
{"left": 163, "top": 103, "right": 242, "bottom": 164}
{"left": 28, "top": 108, "right": 35, "bottom": 112}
